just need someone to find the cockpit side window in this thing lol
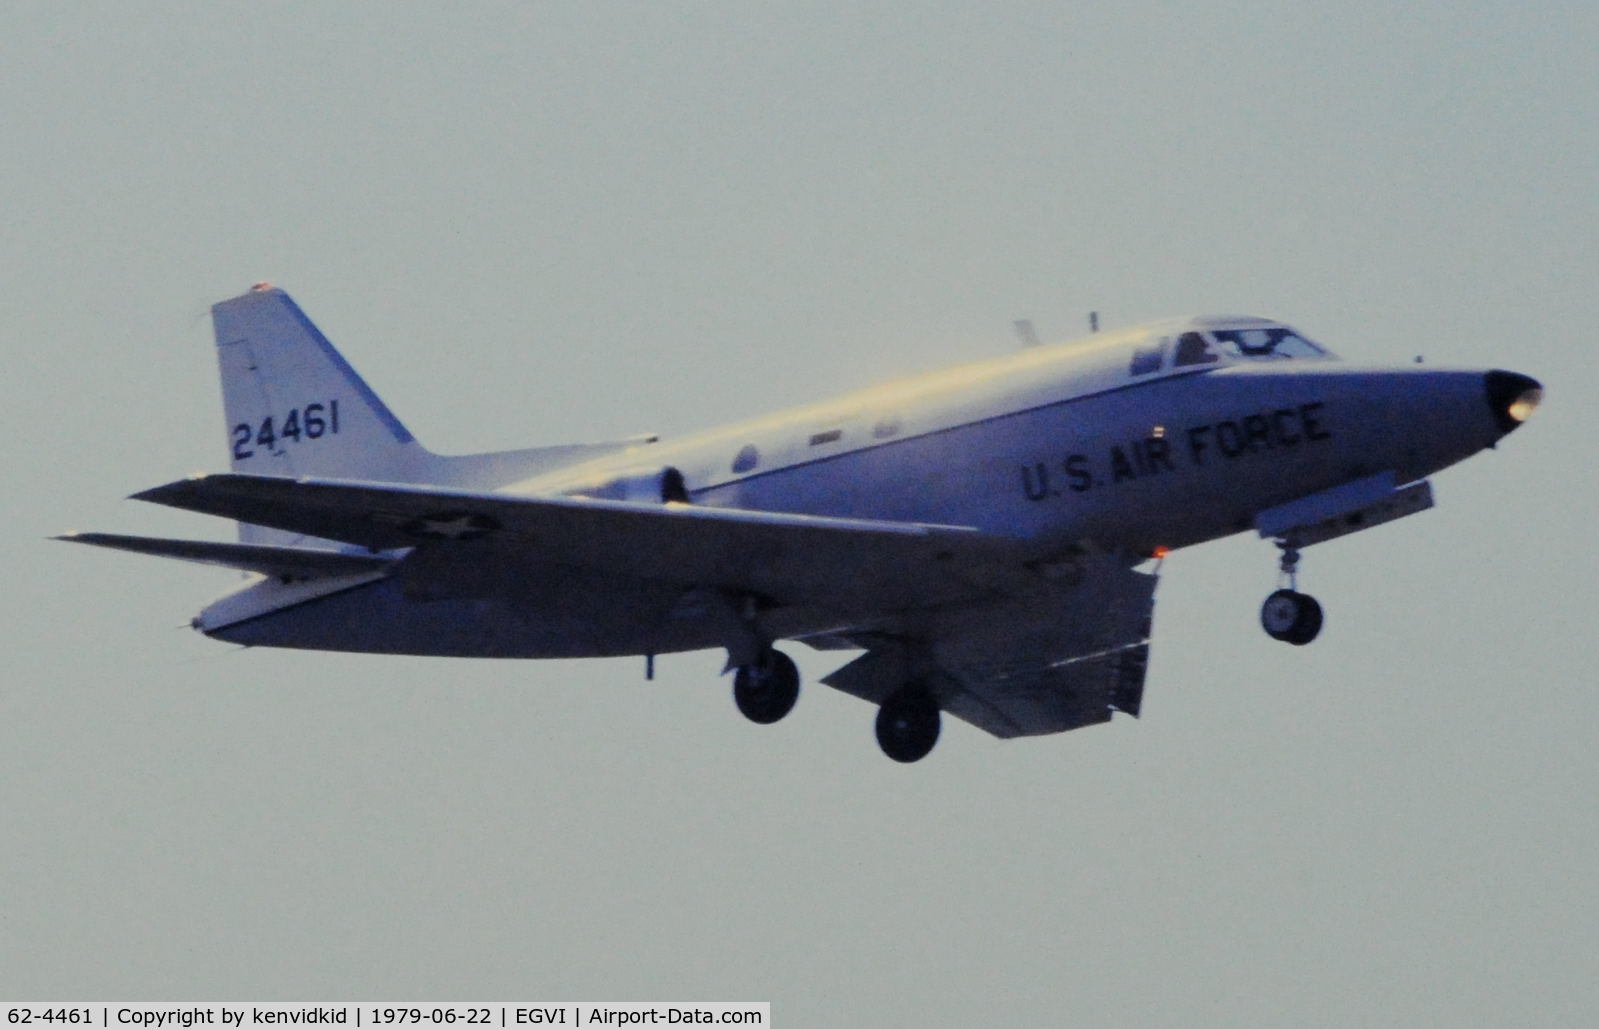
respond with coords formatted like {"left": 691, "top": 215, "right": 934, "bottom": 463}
{"left": 1129, "top": 337, "right": 1168, "bottom": 375}
{"left": 1211, "top": 328, "right": 1325, "bottom": 359}
{"left": 1173, "top": 332, "right": 1219, "bottom": 367}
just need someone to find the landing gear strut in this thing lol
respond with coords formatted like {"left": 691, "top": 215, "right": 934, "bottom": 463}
{"left": 1261, "top": 541, "right": 1323, "bottom": 645}
{"left": 733, "top": 647, "right": 800, "bottom": 724}
{"left": 875, "top": 684, "right": 941, "bottom": 763}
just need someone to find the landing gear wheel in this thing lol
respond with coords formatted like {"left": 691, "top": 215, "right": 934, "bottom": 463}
{"left": 875, "top": 685, "right": 941, "bottom": 763}
{"left": 733, "top": 648, "right": 800, "bottom": 724}
{"left": 1261, "top": 588, "right": 1323, "bottom": 645}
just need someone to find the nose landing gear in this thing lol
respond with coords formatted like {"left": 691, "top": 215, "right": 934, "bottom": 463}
{"left": 1261, "top": 588, "right": 1323, "bottom": 645}
{"left": 1261, "top": 541, "right": 1323, "bottom": 645}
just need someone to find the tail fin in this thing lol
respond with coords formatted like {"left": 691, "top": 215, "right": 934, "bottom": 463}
{"left": 215, "top": 284, "right": 425, "bottom": 478}
{"left": 211, "top": 283, "right": 663, "bottom": 547}
{"left": 214, "top": 284, "right": 428, "bottom": 544}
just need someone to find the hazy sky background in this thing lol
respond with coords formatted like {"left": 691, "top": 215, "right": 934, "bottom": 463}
{"left": 4, "top": 2, "right": 1595, "bottom": 1023}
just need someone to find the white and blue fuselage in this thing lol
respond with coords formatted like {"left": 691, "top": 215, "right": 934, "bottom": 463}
{"left": 63, "top": 288, "right": 1541, "bottom": 760}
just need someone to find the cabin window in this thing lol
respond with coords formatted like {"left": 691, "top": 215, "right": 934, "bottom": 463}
{"left": 1173, "top": 332, "right": 1219, "bottom": 367}
{"left": 809, "top": 429, "right": 843, "bottom": 446}
{"left": 1129, "top": 338, "right": 1168, "bottom": 375}
{"left": 731, "top": 444, "right": 760, "bottom": 473}
{"left": 872, "top": 416, "right": 902, "bottom": 439}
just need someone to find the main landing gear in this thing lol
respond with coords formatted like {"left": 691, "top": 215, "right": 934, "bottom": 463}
{"left": 1261, "top": 541, "right": 1323, "bottom": 645}
{"left": 875, "top": 684, "right": 941, "bottom": 763}
{"left": 732, "top": 647, "right": 801, "bottom": 724}
{"left": 730, "top": 646, "right": 943, "bottom": 762}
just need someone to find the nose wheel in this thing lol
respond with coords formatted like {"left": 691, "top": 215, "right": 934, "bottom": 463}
{"left": 1261, "top": 588, "right": 1323, "bottom": 644}
{"left": 1262, "top": 541, "right": 1323, "bottom": 645}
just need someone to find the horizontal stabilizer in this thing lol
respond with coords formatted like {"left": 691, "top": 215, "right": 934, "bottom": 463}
{"left": 55, "top": 532, "right": 394, "bottom": 578}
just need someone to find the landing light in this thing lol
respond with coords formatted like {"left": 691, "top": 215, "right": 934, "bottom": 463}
{"left": 1485, "top": 371, "right": 1544, "bottom": 435}
{"left": 1508, "top": 388, "right": 1542, "bottom": 424}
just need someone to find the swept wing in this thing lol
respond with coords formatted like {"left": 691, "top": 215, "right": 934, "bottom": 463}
{"left": 130, "top": 473, "right": 1156, "bottom": 738}
{"left": 132, "top": 473, "right": 1023, "bottom": 613}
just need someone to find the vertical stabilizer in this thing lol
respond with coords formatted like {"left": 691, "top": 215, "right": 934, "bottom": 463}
{"left": 214, "top": 284, "right": 426, "bottom": 544}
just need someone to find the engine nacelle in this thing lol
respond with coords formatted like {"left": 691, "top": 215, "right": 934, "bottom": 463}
{"left": 567, "top": 465, "right": 690, "bottom": 504}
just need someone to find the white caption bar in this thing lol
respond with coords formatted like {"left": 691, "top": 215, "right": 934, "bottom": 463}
{"left": 3, "top": 1006, "right": 769, "bottom": 1028}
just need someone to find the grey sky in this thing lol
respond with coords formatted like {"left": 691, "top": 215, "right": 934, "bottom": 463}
{"left": 4, "top": 2, "right": 1595, "bottom": 1023}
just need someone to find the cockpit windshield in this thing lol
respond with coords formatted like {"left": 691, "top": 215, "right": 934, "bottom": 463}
{"left": 1129, "top": 321, "right": 1333, "bottom": 376}
{"left": 1209, "top": 328, "right": 1325, "bottom": 359}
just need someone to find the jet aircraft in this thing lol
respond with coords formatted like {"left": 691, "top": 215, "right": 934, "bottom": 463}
{"left": 60, "top": 285, "right": 1543, "bottom": 761}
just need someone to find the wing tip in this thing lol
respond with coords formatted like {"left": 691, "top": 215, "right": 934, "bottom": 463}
{"left": 129, "top": 472, "right": 214, "bottom": 503}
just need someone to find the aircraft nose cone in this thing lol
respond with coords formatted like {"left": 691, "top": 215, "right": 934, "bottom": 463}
{"left": 1484, "top": 370, "right": 1543, "bottom": 435}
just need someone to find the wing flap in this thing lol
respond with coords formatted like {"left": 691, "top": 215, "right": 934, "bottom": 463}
{"left": 821, "top": 557, "right": 1157, "bottom": 738}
